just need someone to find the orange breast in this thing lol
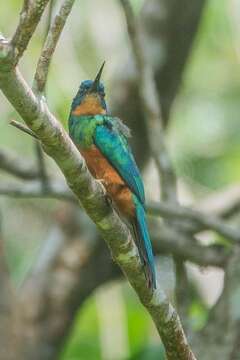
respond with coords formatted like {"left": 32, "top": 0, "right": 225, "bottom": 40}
{"left": 72, "top": 94, "right": 106, "bottom": 116}
{"left": 80, "top": 145, "right": 135, "bottom": 218}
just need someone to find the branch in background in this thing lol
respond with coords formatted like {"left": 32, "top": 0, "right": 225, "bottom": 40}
{"left": 120, "top": 0, "right": 177, "bottom": 202}
{"left": 0, "top": 29, "right": 195, "bottom": 360}
{"left": 11, "top": 0, "right": 50, "bottom": 65}
{"left": 154, "top": 226, "right": 229, "bottom": 268}
{"left": 0, "top": 180, "right": 75, "bottom": 202}
{"left": 148, "top": 201, "right": 240, "bottom": 244}
{"left": 0, "top": 148, "right": 39, "bottom": 180}
{"left": 33, "top": 0, "right": 76, "bottom": 94}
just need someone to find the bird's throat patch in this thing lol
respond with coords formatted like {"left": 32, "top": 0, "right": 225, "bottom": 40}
{"left": 72, "top": 94, "right": 106, "bottom": 116}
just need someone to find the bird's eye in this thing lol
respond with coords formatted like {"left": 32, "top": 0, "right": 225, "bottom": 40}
{"left": 80, "top": 88, "right": 87, "bottom": 95}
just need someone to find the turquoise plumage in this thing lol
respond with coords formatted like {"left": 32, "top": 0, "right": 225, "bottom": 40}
{"left": 68, "top": 64, "right": 156, "bottom": 289}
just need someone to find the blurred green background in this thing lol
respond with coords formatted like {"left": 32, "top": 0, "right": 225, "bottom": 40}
{"left": 0, "top": 0, "right": 238, "bottom": 359}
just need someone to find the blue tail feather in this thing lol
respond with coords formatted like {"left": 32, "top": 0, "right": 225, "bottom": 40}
{"left": 133, "top": 196, "right": 156, "bottom": 290}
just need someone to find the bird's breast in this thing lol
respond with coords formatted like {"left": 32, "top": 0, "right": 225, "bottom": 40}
{"left": 80, "top": 145, "right": 135, "bottom": 217}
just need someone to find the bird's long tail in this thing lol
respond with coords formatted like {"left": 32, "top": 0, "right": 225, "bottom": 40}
{"left": 132, "top": 196, "right": 156, "bottom": 290}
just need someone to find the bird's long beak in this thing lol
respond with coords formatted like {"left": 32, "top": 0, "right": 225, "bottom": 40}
{"left": 90, "top": 61, "right": 105, "bottom": 92}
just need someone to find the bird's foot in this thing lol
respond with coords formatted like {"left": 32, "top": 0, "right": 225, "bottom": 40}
{"left": 95, "top": 178, "right": 113, "bottom": 206}
{"left": 96, "top": 178, "right": 107, "bottom": 195}
{"left": 95, "top": 179, "right": 113, "bottom": 206}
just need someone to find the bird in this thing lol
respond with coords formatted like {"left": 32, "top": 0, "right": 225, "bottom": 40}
{"left": 68, "top": 62, "right": 156, "bottom": 290}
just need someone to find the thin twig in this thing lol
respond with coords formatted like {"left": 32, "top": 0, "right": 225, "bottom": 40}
{"left": 11, "top": 0, "right": 50, "bottom": 64}
{"left": 33, "top": 0, "right": 76, "bottom": 94}
{"left": 10, "top": 120, "right": 38, "bottom": 139}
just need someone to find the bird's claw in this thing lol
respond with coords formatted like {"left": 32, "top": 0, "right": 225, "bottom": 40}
{"left": 95, "top": 178, "right": 113, "bottom": 206}
{"left": 96, "top": 178, "right": 107, "bottom": 195}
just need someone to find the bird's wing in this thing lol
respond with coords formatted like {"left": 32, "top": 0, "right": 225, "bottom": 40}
{"left": 94, "top": 117, "right": 145, "bottom": 204}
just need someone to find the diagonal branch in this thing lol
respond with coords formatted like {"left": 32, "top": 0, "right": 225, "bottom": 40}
{"left": 11, "top": 0, "right": 50, "bottom": 65}
{"left": 0, "top": 46, "right": 195, "bottom": 360}
{"left": 33, "top": 0, "right": 76, "bottom": 94}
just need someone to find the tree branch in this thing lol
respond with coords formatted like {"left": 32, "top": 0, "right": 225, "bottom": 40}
{"left": 0, "top": 39, "right": 195, "bottom": 360}
{"left": 11, "top": 0, "right": 50, "bottom": 65}
{"left": 33, "top": 0, "right": 76, "bottom": 94}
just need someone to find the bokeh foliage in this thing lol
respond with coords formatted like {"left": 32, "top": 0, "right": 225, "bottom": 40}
{"left": 0, "top": 0, "right": 237, "bottom": 358}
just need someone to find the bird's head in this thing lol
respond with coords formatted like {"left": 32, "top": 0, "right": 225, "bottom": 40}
{"left": 71, "top": 62, "right": 107, "bottom": 116}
